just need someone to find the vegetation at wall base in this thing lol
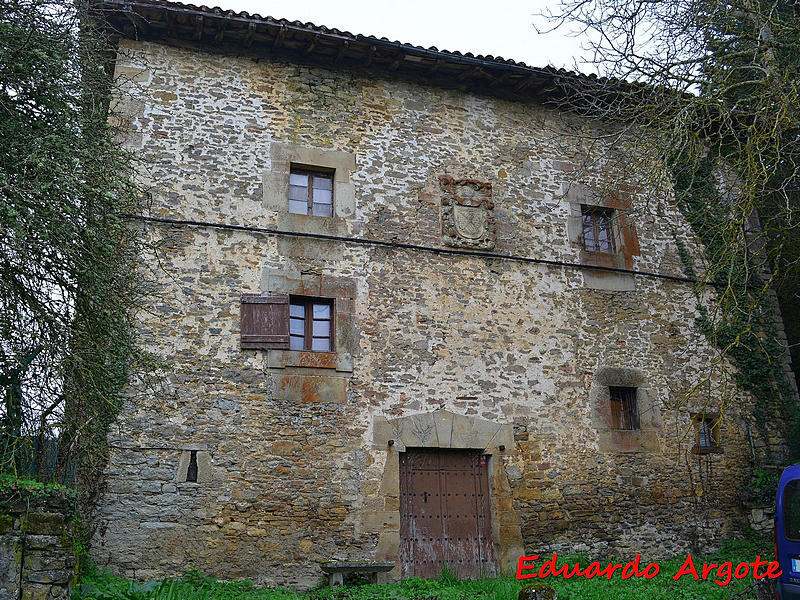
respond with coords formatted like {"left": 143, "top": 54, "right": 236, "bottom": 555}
{"left": 0, "top": 473, "right": 77, "bottom": 503}
{"left": 71, "top": 535, "right": 771, "bottom": 600}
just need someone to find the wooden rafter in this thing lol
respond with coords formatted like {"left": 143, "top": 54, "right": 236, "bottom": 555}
{"left": 193, "top": 15, "right": 203, "bottom": 41}
{"left": 164, "top": 10, "right": 176, "bottom": 38}
{"left": 214, "top": 19, "right": 226, "bottom": 43}
{"left": 364, "top": 45, "right": 376, "bottom": 68}
{"left": 245, "top": 22, "right": 256, "bottom": 47}
{"left": 272, "top": 25, "right": 286, "bottom": 51}
{"left": 335, "top": 40, "right": 349, "bottom": 63}
{"left": 303, "top": 33, "right": 320, "bottom": 56}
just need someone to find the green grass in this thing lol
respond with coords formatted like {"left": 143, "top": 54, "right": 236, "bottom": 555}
{"left": 72, "top": 534, "right": 775, "bottom": 599}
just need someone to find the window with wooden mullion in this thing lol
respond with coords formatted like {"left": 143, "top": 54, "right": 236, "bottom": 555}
{"left": 582, "top": 206, "right": 616, "bottom": 253}
{"left": 289, "top": 168, "right": 333, "bottom": 217}
{"left": 289, "top": 297, "right": 333, "bottom": 352}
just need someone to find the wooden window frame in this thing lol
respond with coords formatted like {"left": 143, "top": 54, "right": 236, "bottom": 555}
{"left": 289, "top": 166, "right": 334, "bottom": 217}
{"left": 609, "top": 386, "right": 639, "bottom": 430}
{"left": 581, "top": 205, "right": 616, "bottom": 254}
{"left": 289, "top": 295, "right": 334, "bottom": 352}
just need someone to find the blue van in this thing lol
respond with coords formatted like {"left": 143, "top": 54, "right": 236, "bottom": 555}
{"left": 777, "top": 464, "right": 800, "bottom": 599}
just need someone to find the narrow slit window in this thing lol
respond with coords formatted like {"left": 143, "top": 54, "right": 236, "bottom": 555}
{"left": 289, "top": 168, "right": 333, "bottom": 217}
{"left": 186, "top": 450, "right": 198, "bottom": 482}
{"left": 289, "top": 296, "right": 333, "bottom": 352}
{"left": 609, "top": 387, "right": 638, "bottom": 430}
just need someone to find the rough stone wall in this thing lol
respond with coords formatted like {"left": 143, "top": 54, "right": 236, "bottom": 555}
{"left": 92, "top": 39, "right": 777, "bottom": 587}
{"left": 0, "top": 497, "right": 76, "bottom": 600}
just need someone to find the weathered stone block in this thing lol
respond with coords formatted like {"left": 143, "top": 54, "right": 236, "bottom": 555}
{"left": 272, "top": 374, "right": 347, "bottom": 403}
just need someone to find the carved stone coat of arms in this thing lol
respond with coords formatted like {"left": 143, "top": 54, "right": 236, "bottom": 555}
{"left": 439, "top": 175, "right": 496, "bottom": 250}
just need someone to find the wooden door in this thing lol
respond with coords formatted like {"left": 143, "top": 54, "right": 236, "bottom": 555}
{"left": 399, "top": 448, "right": 495, "bottom": 579}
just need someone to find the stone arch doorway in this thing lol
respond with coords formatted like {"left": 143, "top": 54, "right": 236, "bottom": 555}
{"left": 370, "top": 409, "right": 523, "bottom": 580}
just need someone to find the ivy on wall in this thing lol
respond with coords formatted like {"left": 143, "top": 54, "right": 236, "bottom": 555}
{"left": 670, "top": 151, "right": 800, "bottom": 473}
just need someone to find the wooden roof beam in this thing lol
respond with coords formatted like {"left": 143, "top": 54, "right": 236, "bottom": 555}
{"left": 335, "top": 40, "right": 349, "bottom": 63}
{"left": 514, "top": 75, "right": 533, "bottom": 92}
{"left": 272, "top": 25, "right": 286, "bottom": 51}
{"left": 363, "top": 45, "right": 376, "bottom": 67}
{"left": 245, "top": 22, "right": 256, "bottom": 47}
{"left": 123, "top": 7, "right": 148, "bottom": 37}
{"left": 193, "top": 15, "right": 203, "bottom": 41}
{"left": 164, "top": 10, "right": 177, "bottom": 38}
{"left": 457, "top": 66, "right": 485, "bottom": 82}
{"left": 214, "top": 19, "right": 226, "bottom": 43}
{"left": 493, "top": 70, "right": 514, "bottom": 86}
{"left": 303, "top": 34, "right": 320, "bottom": 56}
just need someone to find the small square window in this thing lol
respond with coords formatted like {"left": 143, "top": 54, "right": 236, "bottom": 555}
{"left": 581, "top": 206, "right": 616, "bottom": 253}
{"left": 609, "top": 386, "right": 638, "bottom": 430}
{"left": 694, "top": 416, "right": 721, "bottom": 453}
{"left": 289, "top": 167, "right": 333, "bottom": 217}
{"left": 289, "top": 296, "right": 334, "bottom": 352}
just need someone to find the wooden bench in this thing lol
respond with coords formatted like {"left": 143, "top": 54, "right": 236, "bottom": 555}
{"left": 320, "top": 561, "right": 395, "bottom": 586}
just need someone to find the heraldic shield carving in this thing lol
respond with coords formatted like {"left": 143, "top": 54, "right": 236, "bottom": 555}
{"left": 439, "top": 175, "right": 496, "bottom": 250}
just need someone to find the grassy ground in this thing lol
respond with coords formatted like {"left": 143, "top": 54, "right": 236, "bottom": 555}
{"left": 72, "top": 534, "right": 774, "bottom": 600}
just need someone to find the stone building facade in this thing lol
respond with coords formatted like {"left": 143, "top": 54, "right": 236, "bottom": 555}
{"left": 94, "top": 0, "right": 795, "bottom": 588}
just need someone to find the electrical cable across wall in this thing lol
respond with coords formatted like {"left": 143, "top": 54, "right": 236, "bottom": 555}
{"left": 122, "top": 212, "right": 714, "bottom": 287}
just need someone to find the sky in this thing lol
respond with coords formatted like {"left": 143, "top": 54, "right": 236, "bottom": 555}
{"left": 208, "top": 0, "right": 593, "bottom": 72}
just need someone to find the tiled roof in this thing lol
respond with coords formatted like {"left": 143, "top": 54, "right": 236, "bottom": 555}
{"left": 100, "top": 0, "right": 606, "bottom": 102}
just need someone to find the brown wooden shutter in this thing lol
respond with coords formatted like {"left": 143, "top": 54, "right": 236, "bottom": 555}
{"left": 240, "top": 293, "right": 290, "bottom": 349}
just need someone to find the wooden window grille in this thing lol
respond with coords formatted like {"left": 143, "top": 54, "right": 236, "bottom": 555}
{"left": 289, "top": 296, "right": 334, "bottom": 352}
{"left": 609, "top": 386, "right": 638, "bottom": 430}
{"left": 289, "top": 167, "right": 334, "bottom": 217}
{"left": 581, "top": 205, "right": 616, "bottom": 253}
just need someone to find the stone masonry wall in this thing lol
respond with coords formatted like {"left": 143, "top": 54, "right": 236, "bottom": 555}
{"left": 0, "top": 496, "right": 77, "bottom": 600}
{"left": 90, "top": 39, "right": 783, "bottom": 588}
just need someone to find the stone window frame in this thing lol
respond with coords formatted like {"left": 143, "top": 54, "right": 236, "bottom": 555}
{"left": 590, "top": 367, "right": 661, "bottom": 453}
{"left": 564, "top": 183, "right": 641, "bottom": 290}
{"left": 176, "top": 447, "right": 212, "bottom": 483}
{"left": 260, "top": 269, "right": 355, "bottom": 372}
{"left": 264, "top": 142, "right": 356, "bottom": 237}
